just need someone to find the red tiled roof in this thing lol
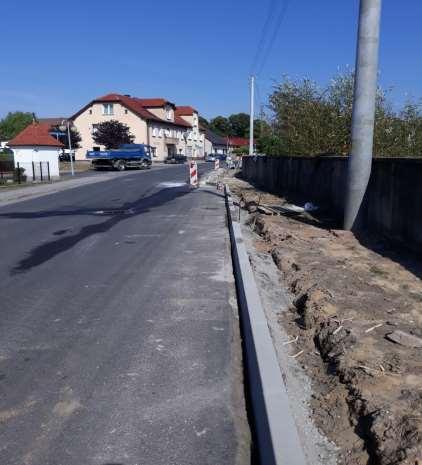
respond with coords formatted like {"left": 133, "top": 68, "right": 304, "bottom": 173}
{"left": 175, "top": 106, "right": 197, "bottom": 116}
{"left": 137, "top": 98, "right": 174, "bottom": 108}
{"left": 8, "top": 122, "right": 64, "bottom": 147}
{"left": 38, "top": 117, "right": 67, "bottom": 126}
{"left": 71, "top": 94, "right": 191, "bottom": 128}
{"left": 227, "top": 136, "right": 251, "bottom": 147}
{"left": 95, "top": 93, "right": 122, "bottom": 102}
{"left": 174, "top": 116, "right": 192, "bottom": 128}
{"left": 118, "top": 96, "right": 165, "bottom": 122}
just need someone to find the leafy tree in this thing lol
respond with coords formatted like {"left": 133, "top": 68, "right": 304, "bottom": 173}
{"left": 253, "top": 118, "right": 271, "bottom": 140}
{"left": 51, "top": 124, "right": 82, "bottom": 149}
{"left": 92, "top": 120, "right": 134, "bottom": 149}
{"left": 256, "top": 134, "right": 286, "bottom": 155}
{"left": 264, "top": 71, "right": 422, "bottom": 157}
{"left": 0, "top": 112, "right": 34, "bottom": 140}
{"left": 199, "top": 116, "right": 209, "bottom": 128}
{"left": 232, "top": 146, "right": 249, "bottom": 155}
{"left": 228, "top": 113, "right": 250, "bottom": 137}
{"left": 393, "top": 101, "right": 422, "bottom": 156}
{"left": 209, "top": 116, "right": 231, "bottom": 136}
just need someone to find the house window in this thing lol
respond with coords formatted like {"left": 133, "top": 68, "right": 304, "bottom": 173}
{"left": 102, "top": 103, "right": 114, "bottom": 115}
{"left": 159, "top": 129, "right": 163, "bottom": 138}
{"left": 151, "top": 147, "right": 157, "bottom": 158}
{"left": 152, "top": 128, "right": 158, "bottom": 137}
{"left": 89, "top": 109, "right": 92, "bottom": 115}
{"left": 124, "top": 109, "right": 128, "bottom": 114}
{"left": 91, "top": 124, "right": 99, "bottom": 134}
{"left": 93, "top": 146, "right": 100, "bottom": 151}
{"left": 166, "top": 108, "right": 172, "bottom": 120}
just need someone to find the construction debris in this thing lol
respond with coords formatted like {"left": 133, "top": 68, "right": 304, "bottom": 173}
{"left": 224, "top": 173, "right": 422, "bottom": 465}
{"left": 385, "top": 330, "right": 422, "bottom": 348}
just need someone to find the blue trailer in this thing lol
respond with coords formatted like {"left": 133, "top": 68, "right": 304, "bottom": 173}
{"left": 86, "top": 144, "right": 153, "bottom": 171}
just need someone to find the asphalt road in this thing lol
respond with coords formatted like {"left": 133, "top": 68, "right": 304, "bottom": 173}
{"left": 0, "top": 164, "right": 250, "bottom": 465}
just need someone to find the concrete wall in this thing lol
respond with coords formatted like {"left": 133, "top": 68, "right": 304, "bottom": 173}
{"left": 242, "top": 155, "right": 422, "bottom": 250}
{"left": 12, "top": 146, "right": 61, "bottom": 179}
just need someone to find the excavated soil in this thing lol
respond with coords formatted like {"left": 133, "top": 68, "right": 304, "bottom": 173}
{"left": 225, "top": 174, "right": 422, "bottom": 465}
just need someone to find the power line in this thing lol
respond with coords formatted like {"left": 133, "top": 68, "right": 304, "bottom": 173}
{"left": 256, "top": 0, "right": 291, "bottom": 77}
{"left": 250, "top": 0, "right": 277, "bottom": 75}
{"left": 255, "top": 80, "right": 262, "bottom": 115}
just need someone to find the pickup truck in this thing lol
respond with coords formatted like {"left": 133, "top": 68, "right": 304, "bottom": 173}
{"left": 86, "top": 144, "right": 153, "bottom": 171}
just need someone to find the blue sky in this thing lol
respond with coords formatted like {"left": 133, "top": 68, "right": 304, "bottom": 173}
{"left": 0, "top": 0, "right": 421, "bottom": 120}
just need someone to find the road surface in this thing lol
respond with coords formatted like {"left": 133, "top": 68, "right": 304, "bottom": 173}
{"left": 0, "top": 164, "right": 250, "bottom": 465}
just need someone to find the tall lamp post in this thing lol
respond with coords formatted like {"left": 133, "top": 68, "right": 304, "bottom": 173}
{"left": 59, "top": 120, "right": 76, "bottom": 176}
{"left": 344, "top": 0, "right": 382, "bottom": 230}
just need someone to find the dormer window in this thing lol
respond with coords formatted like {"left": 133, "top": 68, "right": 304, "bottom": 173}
{"left": 166, "top": 107, "right": 172, "bottom": 120}
{"left": 102, "top": 103, "right": 114, "bottom": 115}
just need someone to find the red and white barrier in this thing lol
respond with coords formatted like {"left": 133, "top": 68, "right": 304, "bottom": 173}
{"left": 214, "top": 159, "right": 220, "bottom": 170}
{"left": 189, "top": 161, "right": 198, "bottom": 187}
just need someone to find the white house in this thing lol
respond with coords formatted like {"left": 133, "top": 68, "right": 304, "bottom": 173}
{"left": 8, "top": 122, "right": 63, "bottom": 179}
{"left": 69, "top": 94, "right": 205, "bottom": 161}
{"left": 204, "top": 128, "right": 228, "bottom": 155}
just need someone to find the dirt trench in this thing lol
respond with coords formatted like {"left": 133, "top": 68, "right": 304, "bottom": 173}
{"left": 226, "top": 175, "right": 422, "bottom": 465}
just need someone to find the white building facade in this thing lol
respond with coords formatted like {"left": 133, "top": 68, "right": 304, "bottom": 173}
{"left": 8, "top": 122, "right": 63, "bottom": 179}
{"left": 71, "top": 94, "right": 205, "bottom": 162}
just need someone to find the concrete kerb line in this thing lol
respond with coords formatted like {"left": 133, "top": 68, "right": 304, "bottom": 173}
{"left": 225, "top": 184, "right": 307, "bottom": 465}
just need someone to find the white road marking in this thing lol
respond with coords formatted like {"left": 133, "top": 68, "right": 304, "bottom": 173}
{"left": 157, "top": 182, "right": 186, "bottom": 188}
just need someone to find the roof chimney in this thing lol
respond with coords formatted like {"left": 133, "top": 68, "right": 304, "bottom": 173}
{"left": 124, "top": 94, "right": 131, "bottom": 97}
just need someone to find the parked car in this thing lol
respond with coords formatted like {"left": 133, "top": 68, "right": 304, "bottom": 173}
{"left": 59, "top": 152, "right": 75, "bottom": 162}
{"left": 216, "top": 154, "right": 227, "bottom": 161}
{"left": 205, "top": 153, "right": 217, "bottom": 162}
{"left": 164, "top": 155, "right": 187, "bottom": 164}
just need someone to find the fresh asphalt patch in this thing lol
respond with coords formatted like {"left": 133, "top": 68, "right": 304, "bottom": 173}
{"left": 0, "top": 164, "right": 251, "bottom": 465}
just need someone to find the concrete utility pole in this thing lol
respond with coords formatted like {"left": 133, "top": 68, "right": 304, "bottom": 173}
{"left": 249, "top": 75, "right": 255, "bottom": 155}
{"left": 344, "top": 0, "right": 382, "bottom": 230}
{"left": 66, "top": 121, "right": 75, "bottom": 177}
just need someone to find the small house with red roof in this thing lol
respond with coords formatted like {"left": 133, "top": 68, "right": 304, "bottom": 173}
{"left": 8, "top": 122, "right": 63, "bottom": 179}
{"left": 226, "top": 137, "right": 252, "bottom": 153}
{"left": 70, "top": 94, "right": 204, "bottom": 161}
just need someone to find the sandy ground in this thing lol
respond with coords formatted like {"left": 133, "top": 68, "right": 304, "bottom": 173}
{"left": 223, "top": 171, "right": 422, "bottom": 465}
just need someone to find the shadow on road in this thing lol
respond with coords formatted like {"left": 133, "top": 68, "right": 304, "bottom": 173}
{"left": 4, "top": 186, "right": 190, "bottom": 275}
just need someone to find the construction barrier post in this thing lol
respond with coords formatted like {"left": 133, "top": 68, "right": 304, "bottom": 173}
{"left": 215, "top": 159, "right": 220, "bottom": 170}
{"left": 189, "top": 161, "right": 198, "bottom": 187}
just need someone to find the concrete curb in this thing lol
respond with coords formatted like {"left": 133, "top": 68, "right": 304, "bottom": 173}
{"left": 225, "top": 185, "right": 307, "bottom": 465}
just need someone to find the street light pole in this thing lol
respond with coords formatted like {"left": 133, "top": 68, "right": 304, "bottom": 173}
{"left": 60, "top": 120, "right": 75, "bottom": 176}
{"left": 249, "top": 75, "right": 255, "bottom": 156}
{"left": 67, "top": 121, "right": 75, "bottom": 177}
{"left": 344, "top": 0, "right": 382, "bottom": 230}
